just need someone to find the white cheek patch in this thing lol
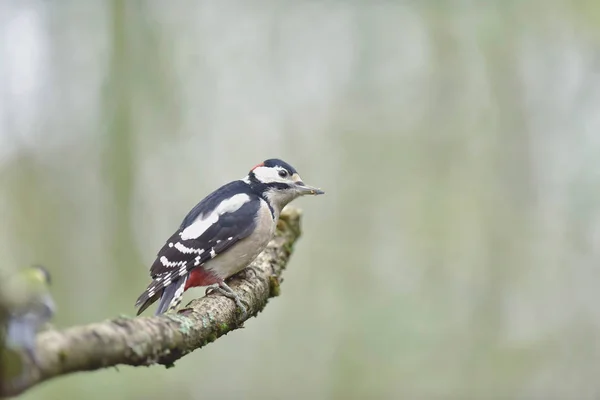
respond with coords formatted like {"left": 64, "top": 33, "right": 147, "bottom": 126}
{"left": 180, "top": 193, "right": 250, "bottom": 240}
{"left": 252, "top": 166, "right": 291, "bottom": 184}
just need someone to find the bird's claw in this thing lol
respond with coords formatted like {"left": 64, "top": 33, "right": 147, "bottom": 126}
{"left": 213, "top": 286, "right": 248, "bottom": 320}
{"left": 205, "top": 286, "right": 216, "bottom": 296}
{"left": 205, "top": 283, "right": 249, "bottom": 321}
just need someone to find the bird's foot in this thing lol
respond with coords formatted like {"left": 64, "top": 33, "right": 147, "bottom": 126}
{"left": 205, "top": 285, "right": 217, "bottom": 296}
{"left": 206, "top": 282, "right": 248, "bottom": 321}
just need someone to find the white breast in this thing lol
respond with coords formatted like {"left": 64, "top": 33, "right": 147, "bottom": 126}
{"left": 203, "top": 198, "right": 276, "bottom": 279}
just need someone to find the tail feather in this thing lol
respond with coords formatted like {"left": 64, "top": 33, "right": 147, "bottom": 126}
{"left": 136, "top": 291, "right": 161, "bottom": 316}
{"left": 136, "top": 274, "right": 189, "bottom": 316}
{"left": 154, "top": 276, "right": 187, "bottom": 315}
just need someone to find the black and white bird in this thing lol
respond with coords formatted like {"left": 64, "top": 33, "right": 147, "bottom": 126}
{"left": 135, "top": 158, "right": 324, "bottom": 318}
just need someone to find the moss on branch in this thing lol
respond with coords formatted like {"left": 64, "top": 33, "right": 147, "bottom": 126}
{"left": 0, "top": 207, "right": 303, "bottom": 398}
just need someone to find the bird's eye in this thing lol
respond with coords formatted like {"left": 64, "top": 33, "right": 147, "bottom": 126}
{"left": 278, "top": 170, "right": 288, "bottom": 178}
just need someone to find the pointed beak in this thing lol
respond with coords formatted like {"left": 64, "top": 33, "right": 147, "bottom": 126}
{"left": 295, "top": 182, "right": 325, "bottom": 196}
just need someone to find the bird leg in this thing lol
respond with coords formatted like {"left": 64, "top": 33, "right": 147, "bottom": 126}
{"left": 205, "top": 281, "right": 248, "bottom": 320}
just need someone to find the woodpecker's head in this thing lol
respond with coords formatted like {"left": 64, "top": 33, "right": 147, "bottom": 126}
{"left": 247, "top": 158, "right": 324, "bottom": 210}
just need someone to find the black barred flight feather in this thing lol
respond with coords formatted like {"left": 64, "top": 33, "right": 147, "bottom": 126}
{"left": 134, "top": 192, "right": 260, "bottom": 313}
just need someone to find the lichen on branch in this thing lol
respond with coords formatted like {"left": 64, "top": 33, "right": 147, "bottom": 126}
{"left": 0, "top": 207, "right": 303, "bottom": 398}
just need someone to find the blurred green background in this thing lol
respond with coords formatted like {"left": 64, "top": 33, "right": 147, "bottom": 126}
{"left": 2, "top": 0, "right": 600, "bottom": 399}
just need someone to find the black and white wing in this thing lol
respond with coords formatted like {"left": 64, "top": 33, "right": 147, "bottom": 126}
{"left": 135, "top": 183, "right": 260, "bottom": 314}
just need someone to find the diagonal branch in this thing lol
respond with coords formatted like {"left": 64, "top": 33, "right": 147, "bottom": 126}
{"left": 1, "top": 208, "right": 303, "bottom": 398}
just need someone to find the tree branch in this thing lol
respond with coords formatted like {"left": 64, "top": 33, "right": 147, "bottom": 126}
{"left": 1, "top": 208, "right": 303, "bottom": 398}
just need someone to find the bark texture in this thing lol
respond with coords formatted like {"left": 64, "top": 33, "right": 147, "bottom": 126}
{"left": 0, "top": 207, "right": 303, "bottom": 398}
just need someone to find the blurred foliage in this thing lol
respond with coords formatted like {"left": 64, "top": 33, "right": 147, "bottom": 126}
{"left": 2, "top": 1, "right": 600, "bottom": 399}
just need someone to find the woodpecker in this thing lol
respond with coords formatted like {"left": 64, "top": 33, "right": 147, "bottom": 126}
{"left": 1, "top": 265, "right": 55, "bottom": 365}
{"left": 135, "top": 158, "right": 324, "bottom": 318}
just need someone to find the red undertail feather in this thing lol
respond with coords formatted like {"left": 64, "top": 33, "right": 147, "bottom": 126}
{"left": 185, "top": 267, "right": 220, "bottom": 290}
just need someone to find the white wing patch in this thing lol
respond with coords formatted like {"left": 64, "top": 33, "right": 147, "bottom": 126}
{"left": 180, "top": 193, "right": 251, "bottom": 240}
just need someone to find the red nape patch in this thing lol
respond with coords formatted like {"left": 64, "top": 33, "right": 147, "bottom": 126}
{"left": 185, "top": 268, "right": 220, "bottom": 290}
{"left": 251, "top": 162, "right": 264, "bottom": 171}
